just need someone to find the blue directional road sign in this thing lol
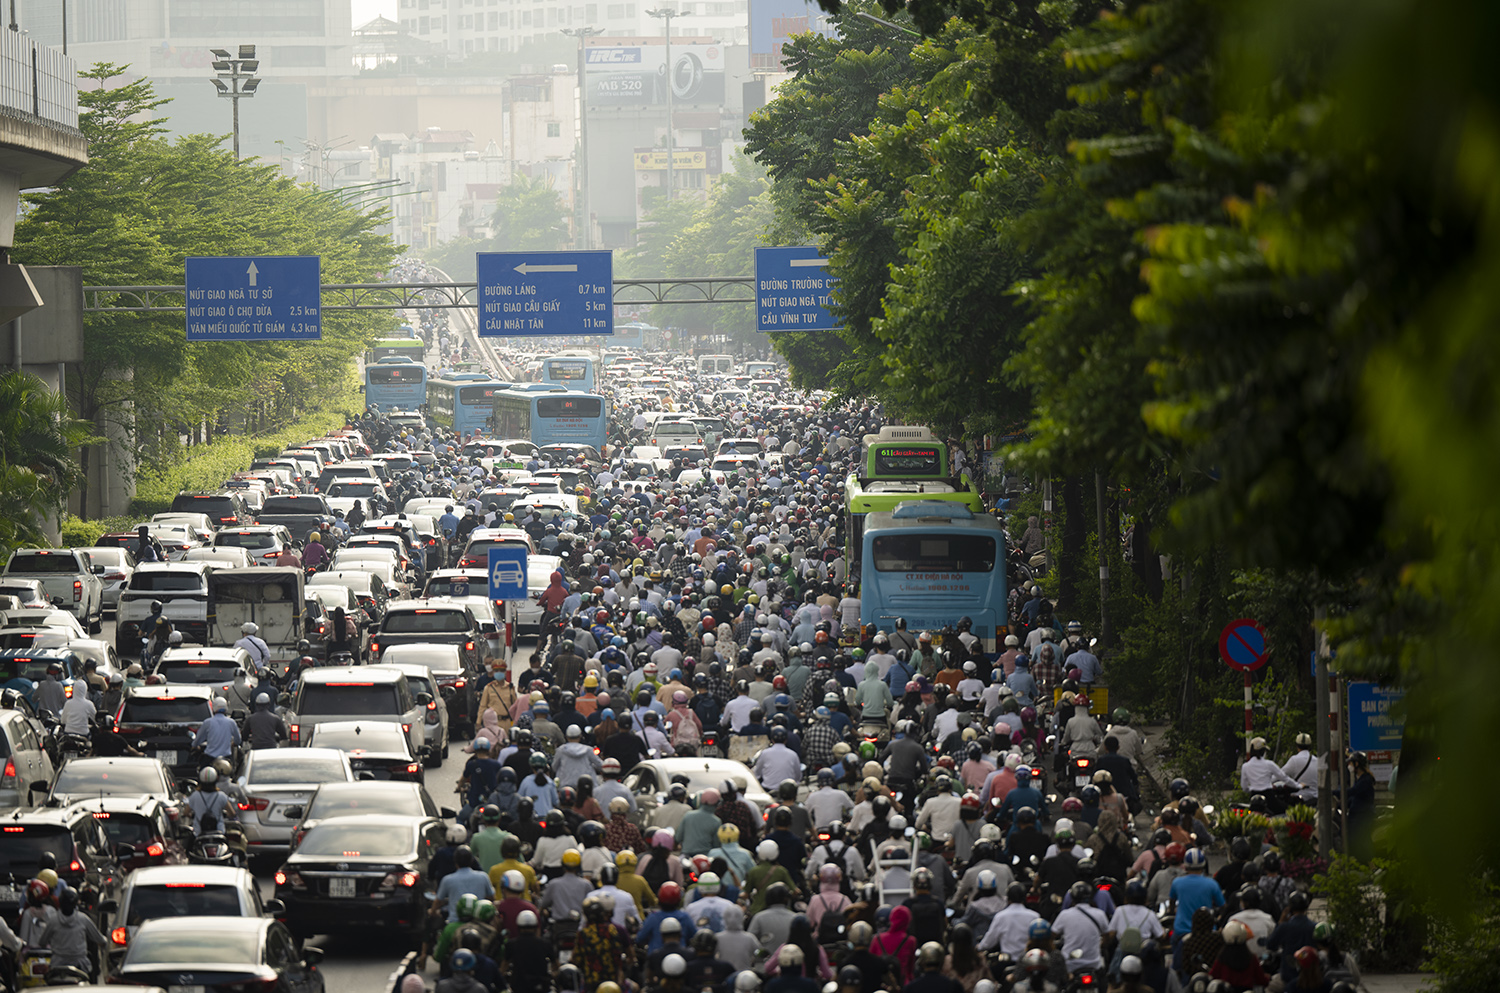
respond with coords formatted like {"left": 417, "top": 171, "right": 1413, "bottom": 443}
{"left": 755, "top": 246, "right": 841, "bottom": 332}
{"left": 488, "top": 547, "right": 529, "bottom": 601}
{"left": 1347, "top": 681, "right": 1406, "bottom": 752}
{"left": 185, "top": 256, "right": 321, "bottom": 341}
{"left": 476, "top": 250, "right": 613, "bottom": 337}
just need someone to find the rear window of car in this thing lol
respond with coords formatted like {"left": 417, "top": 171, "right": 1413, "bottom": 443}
{"left": 128, "top": 572, "right": 205, "bottom": 593}
{"left": 296, "top": 823, "right": 414, "bottom": 858}
{"left": 326, "top": 481, "right": 381, "bottom": 496}
{"left": 120, "top": 697, "right": 210, "bottom": 724}
{"left": 215, "top": 532, "right": 277, "bottom": 549}
{"left": 157, "top": 660, "right": 239, "bottom": 683}
{"left": 127, "top": 884, "right": 244, "bottom": 920}
{"left": 307, "top": 787, "right": 420, "bottom": 818}
{"left": 126, "top": 927, "right": 261, "bottom": 966}
{"left": 298, "top": 684, "right": 400, "bottom": 716}
{"left": 52, "top": 762, "right": 166, "bottom": 795}
{"left": 171, "top": 495, "right": 238, "bottom": 516}
{"left": 246, "top": 754, "right": 350, "bottom": 785}
{"left": 381, "top": 610, "right": 469, "bottom": 634}
{"left": 261, "top": 496, "right": 329, "bottom": 515}
{"left": 7, "top": 552, "right": 82, "bottom": 573}
{"left": 0, "top": 825, "right": 72, "bottom": 870}
{"left": 307, "top": 725, "right": 410, "bottom": 752}
{"left": 92, "top": 812, "right": 159, "bottom": 848}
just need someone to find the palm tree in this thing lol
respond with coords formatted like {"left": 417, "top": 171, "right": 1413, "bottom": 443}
{"left": 0, "top": 370, "right": 99, "bottom": 551}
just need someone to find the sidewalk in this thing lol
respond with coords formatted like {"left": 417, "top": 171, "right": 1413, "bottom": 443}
{"left": 1364, "top": 975, "right": 1430, "bottom": 993}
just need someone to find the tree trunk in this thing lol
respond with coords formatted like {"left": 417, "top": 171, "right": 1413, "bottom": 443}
{"left": 1060, "top": 474, "right": 1086, "bottom": 611}
{"left": 1131, "top": 510, "right": 1164, "bottom": 603}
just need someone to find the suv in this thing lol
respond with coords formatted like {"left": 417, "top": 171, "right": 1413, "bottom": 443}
{"left": 115, "top": 684, "right": 217, "bottom": 781}
{"left": 212, "top": 524, "right": 293, "bottom": 565}
{"left": 169, "top": 492, "right": 251, "bottom": 527}
{"left": 288, "top": 667, "right": 428, "bottom": 755}
{"left": 109, "top": 864, "right": 274, "bottom": 960}
{"left": 116, "top": 562, "right": 214, "bottom": 652}
{"left": 155, "top": 646, "right": 261, "bottom": 712}
{"left": 0, "top": 806, "right": 126, "bottom": 925}
{"left": 1, "top": 549, "right": 105, "bottom": 632}
{"left": 368, "top": 600, "right": 483, "bottom": 670}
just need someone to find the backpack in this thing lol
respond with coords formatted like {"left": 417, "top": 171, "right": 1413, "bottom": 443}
{"left": 672, "top": 712, "right": 701, "bottom": 748}
{"left": 814, "top": 892, "right": 849, "bottom": 944}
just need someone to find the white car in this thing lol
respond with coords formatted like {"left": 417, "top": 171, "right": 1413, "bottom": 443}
{"left": 513, "top": 553, "right": 562, "bottom": 633}
{"left": 149, "top": 512, "right": 219, "bottom": 542}
{"left": 180, "top": 546, "right": 256, "bottom": 569}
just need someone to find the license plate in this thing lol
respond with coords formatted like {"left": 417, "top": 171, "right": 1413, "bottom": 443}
{"left": 329, "top": 876, "right": 356, "bottom": 898}
{"left": 0, "top": 887, "right": 17, "bottom": 904}
{"left": 1075, "top": 775, "right": 1090, "bottom": 787}
{"left": 170, "top": 986, "right": 204, "bottom": 993}
{"left": 157, "top": 750, "right": 179, "bottom": 766}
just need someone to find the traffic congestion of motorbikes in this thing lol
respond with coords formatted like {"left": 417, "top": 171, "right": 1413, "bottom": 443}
{"left": 0, "top": 265, "right": 1364, "bottom": 993}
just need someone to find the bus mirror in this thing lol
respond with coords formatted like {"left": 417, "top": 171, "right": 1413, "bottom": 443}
{"left": 358, "top": 385, "right": 365, "bottom": 393}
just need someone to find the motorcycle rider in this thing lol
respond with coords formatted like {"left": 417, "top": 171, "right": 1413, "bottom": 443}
{"left": 35, "top": 663, "right": 66, "bottom": 718}
{"left": 1240, "top": 737, "right": 1298, "bottom": 795}
{"left": 59, "top": 677, "right": 96, "bottom": 740}
{"left": 1281, "top": 733, "right": 1319, "bottom": 802}
{"left": 188, "top": 766, "right": 234, "bottom": 836}
{"left": 192, "top": 697, "right": 242, "bottom": 769}
{"left": 234, "top": 622, "right": 272, "bottom": 677}
{"left": 243, "top": 691, "right": 287, "bottom": 749}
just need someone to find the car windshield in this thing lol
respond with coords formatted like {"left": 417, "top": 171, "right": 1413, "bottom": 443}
{"left": 308, "top": 724, "right": 410, "bottom": 752}
{"left": 298, "top": 684, "right": 400, "bottom": 716}
{"left": 261, "top": 497, "right": 327, "bottom": 515}
{"left": 296, "top": 823, "right": 415, "bottom": 858}
{"left": 328, "top": 482, "right": 381, "bottom": 496}
{"left": 380, "top": 645, "right": 461, "bottom": 668}
{"left": 245, "top": 754, "right": 349, "bottom": 785}
{"left": 53, "top": 762, "right": 164, "bottom": 795}
{"left": 381, "top": 611, "right": 468, "bottom": 634}
{"left": 92, "top": 812, "right": 159, "bottom": 848}
{"left": 157, "top": 660, "right": 239, "bottom": 683}
{"left": 125, "top": 927, "right": 262, "bottom": 966}
{"left": 126, "top": 884, "right": 244, "bottom": 921}
{"left": 7, "top": 553, "right": 79, "bottom": 573}
{"left": 120, "top": 697, "right": 210, "bottom": 724}
{"left": 0, "top": 655, "right": 66, "bottom": 679}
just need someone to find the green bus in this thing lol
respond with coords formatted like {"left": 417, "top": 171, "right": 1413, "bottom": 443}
{"left": 844, "top": 425, "right": 985, "bottom": 574}
{"left": 366, "top": 337, "right": 426, "bottom": 364}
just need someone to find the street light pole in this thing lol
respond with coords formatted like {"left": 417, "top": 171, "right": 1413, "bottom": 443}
{"left": 646, "top": 7, "right": 690, "bottom": 203}
{"left": 209, "top": 45, "right": 261, "bottom": 160}
{"left": 561, "top": 26, "right": 604, "bottom": 249}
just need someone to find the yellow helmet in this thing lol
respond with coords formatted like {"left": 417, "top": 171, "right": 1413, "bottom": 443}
{"left": 562, "top": 848, "right": 583, "bottom": 868}
{"left": 717, "top": 823, "right": 740, "bottom": 844}
{"left": 599, "top": 984, "right": 622, "bottom": 993}
{"left": 633, "top": 558, "right": 645, "bottom": 568}
{"left": 615, "top": 850, "right": 638, "bottom": 869}
{"left": 584, "top": 673, "right": 599, "bottom": 688}
{"left": 721, "top": 584, "right": 733, "bottom": 595}
{"left": 504, "top": 512, "right": 515, "bottom": 522}
{"left": 309, "top": 532, "right": 321, "bottom": 543}
{"left": 37, "top": 869, "right": 58, "bottom": 890}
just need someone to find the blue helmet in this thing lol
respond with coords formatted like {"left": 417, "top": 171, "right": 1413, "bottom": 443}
{"left": 450, "top": 950, "right": 477, "bottom": 973}
{"left": 814, "top": 706, "right": 831, "bottom": 719}
{"left": 1015, "top": 766, "right": 1032, "bottom": 784}
{"left": 600, "top": 708, "right": 615, "bottom": 721}
{"left": 773, "top": 693, "right": 792, "bottom": 710}
{"left": 670, "top": 669, "right": 683, "bottom": 681}
{"left": 817, "top": 768, "right": 834, "bottom": 785}
{"left": 1028, "top": 919, "right": 1053, "bottom": 941}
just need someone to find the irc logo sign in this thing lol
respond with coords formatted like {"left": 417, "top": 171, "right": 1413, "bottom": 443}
{"left": 586, "top": 47, "right": 643, "bottom": 64}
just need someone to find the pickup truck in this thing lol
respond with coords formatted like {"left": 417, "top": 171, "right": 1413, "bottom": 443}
{"left": 254, "top": 494, "right": 335, "bottom": 543}
{"left": 1, "top": 549, "right": 105, "bottom": 633}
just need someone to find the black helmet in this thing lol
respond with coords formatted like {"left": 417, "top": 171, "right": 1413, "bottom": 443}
{"left": 599, "top": 864, "right": 619, "bottom": 885}
{"left": 1169, "top": 777, "right": 1190, "bottom": 800}
{"left": 1288, "top": 890, "right": 1311, "bottom": 913}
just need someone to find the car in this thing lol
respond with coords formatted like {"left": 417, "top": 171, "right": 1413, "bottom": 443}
{"left": 367, "top": 640, "right": 476, "bottom": 740}
{"left": 304, "top": 584, "right": 371, "bottom": 659}
{"left": 536, "top": 443, "right": 604, "bottom": 467}
{"left": 56, "top": 638, "right": 124, "bottom": 682}
{"left": 116, "top": 562, "right": 214, "bottom": 651}
{"left": 77, "top": 547, "right": 137, "bottom": 611}
{"left": 110, "top": 916, "right": 324, "bottom": 993}
{"left": 179, "top": 546, "right": 257, "bottom": 569}
{"left": 65, "top": 795, "right": 187, "bottom": 872}
{"left": 131, "top": 523, "right": 203, "bottom": 560}
{"left": 46, "top": 755, "right": 185, "bottom": 813}
{"left": 710, "top": 454, "right": 763, "bottom": 475}
{"left": 0, "top": 705, "right": 56, "bottom": 807}
{"left": 154, "top": 647, "right": 261, "bottom": 713}
{"left": 0, "top": 611, "right": 89, "bottom": 643}
{"left": 454, "top": 527, "right": 536, "bottom": 570}
{"left": 150, "top": 512, "right": 220, "bottom": 542}
{"left": 225, "top": 747, "right": 355, "bottom": 856}
{"left": 303, "top": 721, "right": 426, "bottom": 784}
{"left": 366, "top": 600, "right": 483, "bottom": 698}
{"left": 212, "top": 524, "right": 294, "bottom": 566}
{"left": 0, "top": 579, "right": 50, "bottom": 608}
{"left": 306, "top": 571, "right": 392, "bottom": 621}
{"left": 0, "top": 805, "right": 127, "bottom": 925}
{"left": 273, "top": 813, "right": 444, "bottom": 942}
{"left": 418, "top": 571, "right": 502, "bottom": 657}
{"left": 286, "top": 668, "right": 428, "bottom": 756}
{"left": 327, "top": 553, "right": 409, "bottom": 596}
{"left": 286, "top": 780, "right": 449, "bottom": 853}
{"left": 1, "top": 549, "right": 105, "bottom": 632}
{"left": 169, "top": 492, "right": 253, "bottom": 527}
{"left": 513, "top": 553, "right": 563, "bottom": 633}
{"left": 113, "top": 686, "right": 216, "bottom": 782}
{"left": 0, "top": 647, "right": 86, "bottom": 699}
{"left": 621, "top": 757, "right": 774, "bottom": 828}
{"left": 107, "top": 864, "right": 277, "bottom": 960}
{"left": 364, "top": 663, "right": 448, "bottom": 767}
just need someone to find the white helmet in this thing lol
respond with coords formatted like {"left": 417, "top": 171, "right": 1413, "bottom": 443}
{"left": 446, "top": 824, "right": 469, "bottom": 844}
{"left": 198, "top": 767, "right": 218, "bottom": 786}
{"left": 241, "top": 622, "right": 258, "bottom": 635}
{"left": 756, "top": 839, "right": 779, "bottom": 861}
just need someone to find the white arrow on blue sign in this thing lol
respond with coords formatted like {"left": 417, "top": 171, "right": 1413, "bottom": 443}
{"left": 488, "top": 547, "right": 529, "bottom": 601}
{"left": 185, "top": 255, "right": 322, "bottom": 341}
{"left": 755, "top": 246, "right": 841, "bottom": 332}
{"left": 476, "top": 250, "right": 613, "bottom": 337}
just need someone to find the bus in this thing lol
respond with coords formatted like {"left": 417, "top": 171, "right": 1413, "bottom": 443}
{"left": 541, "top": 353, "right": 597, "bottom": 392}
{"left": 490, "top": 390, "right": 609, "bottom": 450}
{"left": 859, "top": 500, "right": 1007, "bottom": 652}
{"left": 365, "top": 358, "right": 428, "bottom": 412}
{"left": 844, "top": 426, "right": 984, "bottom": 566}
{"left": 366, "top": 337, "right": 425, "bottom": 365}
{"left": 427, "top": 378, "right": 509, "bottom": 435}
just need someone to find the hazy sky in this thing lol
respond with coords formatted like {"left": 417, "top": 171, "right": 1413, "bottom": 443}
{"left": 352, "top": 0, "right": 397, "bottom": 27}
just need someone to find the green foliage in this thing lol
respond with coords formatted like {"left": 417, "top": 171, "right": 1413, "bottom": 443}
{"left": 0, "top": 371, "right": 103, "bottom": 556}
{"left": 491, "top": 174, "right": 571, "bottom": 251}
{"left": 60, "top": 515, "right": 138, "bottom": 548}
{"left": 1311, "top": 855, "right": 1419, "bottom": 970}
{"left": 13, "top": 64, "right": 399, "bottom": 512}
{"left": 1424, "top": 879, "right": 1500, "bottom": 991}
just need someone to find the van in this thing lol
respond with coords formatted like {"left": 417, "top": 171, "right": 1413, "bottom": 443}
{"left": 206, "top": 567, "right": 306, "bottom": 662}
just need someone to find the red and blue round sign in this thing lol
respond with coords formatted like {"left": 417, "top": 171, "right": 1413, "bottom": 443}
{"left": 1219, "top": 618, "right": 1268, "bottom": 672}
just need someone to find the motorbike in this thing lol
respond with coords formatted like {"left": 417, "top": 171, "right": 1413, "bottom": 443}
{"left": 1068, "top": 754, "right": 1094, "bottom": 793}
{"left": 188, "top": 829, "right": 246, "bottom": 868}
{"left": 59, "top": 731, "right": 91, "bottom": 761}
{"left": 15, "top": 948, "right": 52, "bottom": 988}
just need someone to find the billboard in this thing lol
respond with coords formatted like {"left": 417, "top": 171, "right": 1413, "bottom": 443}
{"left": 585, "top": 41, "right": 726, "bottom": 107}
{"left": 750, "top": 0, "right": 836, "bottom": 68}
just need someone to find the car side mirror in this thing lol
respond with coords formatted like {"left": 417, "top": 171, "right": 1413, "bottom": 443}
{"left": 358, "top": 771, "right": 376, "bottom": 781}
{"left": 416, "top": 692, "right": 433, "bottom": 706}
{"left": 29, "top": 779, "right": 49, "bottom": 794}
{"left": 440, "top": 807, "right": 456, "bottom": 819}
{"left": 92, "top": 565, "right": 106, "bottom": 575}
{"left": 302, "top": 947, "right": 325, "bottom": 966}
{"left": 114, "top": 844, "right": 136, "bottom": 860}
{"left": 418, "top": 746, "right": 432, "bottom": 757}
{"left": 264, "top": 898, "right": 285, "bottom": 916}
{"left": 99, "top": 899, "right": 118, "bottom": 914}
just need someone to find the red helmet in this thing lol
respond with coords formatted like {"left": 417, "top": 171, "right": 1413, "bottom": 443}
{"left": 814, "top": 631, "right": 829, "bottom": 644}
{"left": 960, "top": 793, "right": 982, "bottom": 812}
{"left": 1061, "top": 797, "right": 1083, "bottom": 814}
{"left": 689, "top": 854, "right": 711, "bottom": 877}
{"left": 596, "top": 608, "right": 610, "bottom": 624}
{"left": 702, "top": 616, "right": 717, "bottom": 630}
{"left": 26, "top": 880, "right": 49, "bottom": 906}
{"left": 936, "top": 755, "right": 956, "bottom": 771}
{"left": 1164, "top": 843, "right": 1186, "bottom": 865}
{"left": 772, "top": 676, "right": 788, "bottom": 691}
{"left": 658, "top": 881, "right": 682, "bottom": 908}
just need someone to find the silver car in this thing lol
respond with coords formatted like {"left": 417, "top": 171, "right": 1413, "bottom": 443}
{"left": 366, "top": 662, "right": 449, "bottom": 767}
{"left": 78, "top": 547, "right": 137, "bottom": 611}
{"left": 226, "top": 748, "right": 354, "bottom": 856}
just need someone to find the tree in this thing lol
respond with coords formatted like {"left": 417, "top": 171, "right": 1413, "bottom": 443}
{"left": 491, "top": 173, "right": 571, "bottom": 252}
{"left": 0, "top": 371, "right": 100, "bottom": 552}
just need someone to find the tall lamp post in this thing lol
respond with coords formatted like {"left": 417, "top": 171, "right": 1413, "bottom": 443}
{"left": 645, "top": 6, "right": 690, "bottom": 203}
{"left": 561, "top": 25, "right": 605, "bottom": 249}
{"left": 209, "top": 45, "right": 261, "bottom": 160}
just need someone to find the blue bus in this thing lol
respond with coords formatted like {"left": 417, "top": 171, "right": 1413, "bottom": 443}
{"left": 541, "top": 353, "right": 597, "bottom": 392}
{"left": 859, "top": 500, "right": 1007, "bottom": 652}
{"left": 490, "top": 390, "right": 609, "bottom": 450}
{"left": 427, "top": 378, "right": 508, "bottom": 435}
{"left": 365, "top": 357, "right": 428, "bottom": 412}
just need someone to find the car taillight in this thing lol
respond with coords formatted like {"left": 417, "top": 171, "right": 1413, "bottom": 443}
{"left": 103, "top": 572, "right": 126, "bottom": 581}
{"left": 237, "top": 796, "right": 270, "bottom": 812}
{"left": 455, "top": 677, "right": 466, "bottom": 689}
{"left": 220, "top": 516, "right": 237, "bottom": 524}
{"left": 405, "top": 763, "right": 420, "bottom": 774}
{"left": 146, "top": 841, "right": 165, "bottom": 857}
{"left": 73, "top": 580, "right": 82, "bottom": 602}
{"left": 1, "top": 759, "right": 14, "bottom": 785}
{"left": 464, "top": 641, "right": 474, "bottom": 652}
{"left": 426, "top": 700, "right": 437, "bottom": 711}
{"left": 369, "top": 642, "right": 380, "bottom": 655}
{"left": 289, "top": 724, "right": 300, "bottom": 743}
{"left": 69, "top": 858, "right": 82, "bottom": 872}
{"left": 111, "top": 926, "right": 129, "bottom": 946}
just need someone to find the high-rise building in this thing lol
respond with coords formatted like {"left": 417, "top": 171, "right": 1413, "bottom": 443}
{"left": 398, "top": 0, "right": 748, "bottom": 56}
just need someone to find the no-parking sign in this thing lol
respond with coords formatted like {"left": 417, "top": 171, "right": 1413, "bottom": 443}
{"left": 1219, "top": 618, "right": 1268, "bottom": 672}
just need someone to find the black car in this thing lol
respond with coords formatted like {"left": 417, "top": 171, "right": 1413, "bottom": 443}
{"left": 303, "top": 721, "right": 426, "bottom": 784}
{"left": 274, "top": 813, "right": 444, "bottom": 943}
{"left": 0, "top": 805, "right": 127, "bottom": 925}
{"left": 115, "top": 685, "right": 217, "bottom": 782}
{"left": 112, "top": 916, "right": 324, "bottom": 993}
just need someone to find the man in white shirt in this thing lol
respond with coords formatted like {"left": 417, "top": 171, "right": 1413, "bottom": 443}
{"left": 1280, "top": 733, "right": 1320, "bottom": 801}
{"left": 805, "top": 773, "right": 854, "bottom": 830}
{"left": 1052, "top": 886, "right": 1109, "bottom": 974}
{"left": 979, "top": 888, "right": 1041, "bottom": 957}
{"left": 234, "top": 622, "right": 272, "bottom": 676}
{"left": 1240, "top": 737, "right": 1298, "bottom": 793}
{"left": 752, "top": 729, "right": 801, "bottom": 790}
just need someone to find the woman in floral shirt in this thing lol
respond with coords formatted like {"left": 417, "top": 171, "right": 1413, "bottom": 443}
{"left": 575, "top": 892, "right": 629, "bottom": 991}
